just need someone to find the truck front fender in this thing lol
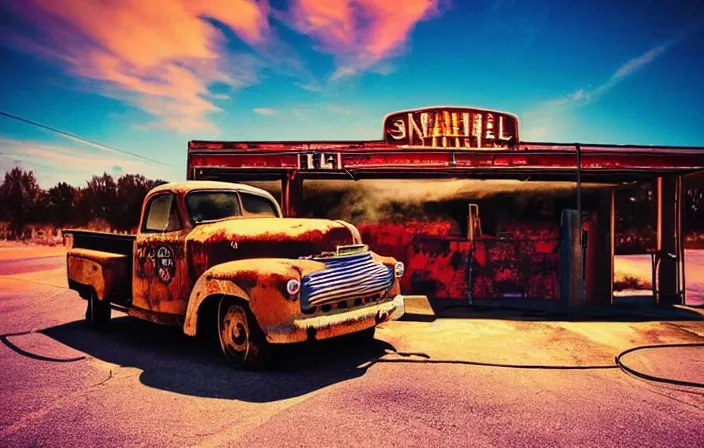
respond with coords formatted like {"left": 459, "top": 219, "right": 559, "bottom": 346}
{"left": 183, "top": 274, "right": 250, "bottom": 337}
{"left": 182, "top": 258, "right": 325, "bottom": 337}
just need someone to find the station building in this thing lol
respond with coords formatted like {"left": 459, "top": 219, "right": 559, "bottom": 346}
{"left": 186, "top": 106, "right": 704, "bottom": 309}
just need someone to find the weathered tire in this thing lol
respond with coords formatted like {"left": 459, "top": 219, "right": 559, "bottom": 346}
{"left": 85, "top": 290, "right": 111, "bottom": 329}
{"left": 217, "top": 297, "right": 271, "bottom": 370}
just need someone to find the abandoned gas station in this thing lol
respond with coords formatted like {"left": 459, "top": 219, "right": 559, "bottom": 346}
{"left": 186, "top": 106, "right": 704, "bottom": 310}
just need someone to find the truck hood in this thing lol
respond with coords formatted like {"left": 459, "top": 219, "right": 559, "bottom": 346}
{"left": 186, "top": 217, "right": 361, "bottom": 275}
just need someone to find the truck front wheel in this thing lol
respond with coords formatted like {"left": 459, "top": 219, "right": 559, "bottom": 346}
{"left": 217, "top": 298, "right": 271, "bottom": 370}
{"left": 85, "top": 290, "right": 111, "bottom": 329}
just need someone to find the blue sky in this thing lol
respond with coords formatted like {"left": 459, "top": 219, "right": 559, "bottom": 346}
{"left": 0, "top": 0, "right": 702, "bottom": 188}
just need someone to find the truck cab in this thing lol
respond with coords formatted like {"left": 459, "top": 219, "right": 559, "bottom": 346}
{"left": 64, "top": 181, "right": 405, "bottom": 369}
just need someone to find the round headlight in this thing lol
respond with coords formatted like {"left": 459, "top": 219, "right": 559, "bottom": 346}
{"left": 286, "top": 279, "right": 301, "bottom": 296}
{"left": 394, "top": 262, "right": 405, "bottom": 278}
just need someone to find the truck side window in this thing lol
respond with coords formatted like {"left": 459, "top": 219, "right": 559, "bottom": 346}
{"left": 240, "top": 193, "right": 279, "bottom": 217}
{"left": 144, "top": 194, "right": 181, "bottom": 232}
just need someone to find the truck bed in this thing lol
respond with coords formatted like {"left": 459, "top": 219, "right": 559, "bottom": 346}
{"left": 63, "top": 229, "right": 135, "bottom": 254}
{"left": 63, "top": 229, "right": 135, "bottom": 304}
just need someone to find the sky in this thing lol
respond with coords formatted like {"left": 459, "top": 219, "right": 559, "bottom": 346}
{"left": 0, "top": 0, "right": 702, "bottom": 188}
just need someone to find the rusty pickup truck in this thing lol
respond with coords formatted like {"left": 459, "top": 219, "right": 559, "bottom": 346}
{"left": 64, "top": 181, "right": 405, "bottom": 369}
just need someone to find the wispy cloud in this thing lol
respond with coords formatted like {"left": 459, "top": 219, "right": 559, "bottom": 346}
{"left": 275, "top": 103, "right": 357, "bottom": 121}
{"left": 285, "top": 0, "right": 445, "bottom": 80}
{"left": 3, "top": 0, "right": 270, "bottom": 134}
{"left": 563, "top": 43, "right": 672, "bottom": 106}
{"left": 253, "top": 107, "right": 278, "bottom": 116}
{"left": 547, "top": 30, "right": 695, "bottom": 108}
{"left": 0, "top": 137, "right": 171, "bottom": 187}
{"left": 521, "top": 31, "right": 697, "bottom": 141}
{"left": 324, "top": 104, "right": 356, "bottom": 115}
{"left": 293, "top": 81, "right": 324, "bottom": 92}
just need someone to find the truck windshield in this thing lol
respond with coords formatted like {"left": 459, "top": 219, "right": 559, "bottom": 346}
{"left": 186, "top": 191, "right": 242, "bottom": 224}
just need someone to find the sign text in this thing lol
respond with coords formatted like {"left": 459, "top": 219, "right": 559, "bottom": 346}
{"left": 383, "top": 107, "right": 519, "bottom": 149}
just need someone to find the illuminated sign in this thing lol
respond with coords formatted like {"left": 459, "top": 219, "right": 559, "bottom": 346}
{"left": 383, "top": 107, "right": 519, "bottom": 149}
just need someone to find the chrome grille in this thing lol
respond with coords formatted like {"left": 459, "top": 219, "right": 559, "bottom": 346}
{"left": 301, "top": 252, "right": 393, "bottom": 308}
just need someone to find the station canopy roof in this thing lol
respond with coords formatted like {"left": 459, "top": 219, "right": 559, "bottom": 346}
{"left": 187, "top": 106, "right": 704, "bottom": 184}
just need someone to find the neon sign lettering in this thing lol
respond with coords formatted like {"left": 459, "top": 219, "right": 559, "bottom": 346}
{"left": 383, "top": 107, "right": 519, "bottom": 149}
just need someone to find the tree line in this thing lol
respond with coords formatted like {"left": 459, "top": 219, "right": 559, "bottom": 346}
{"left": 0, "top": 167, "right": 167, "bottom": 236}
{"left": 0, "top": 166, "right": 703, "bottom": 241}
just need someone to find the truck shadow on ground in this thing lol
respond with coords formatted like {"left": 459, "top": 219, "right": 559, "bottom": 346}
{"left": 40, "top": 316, "right": 394, "bottom": 403}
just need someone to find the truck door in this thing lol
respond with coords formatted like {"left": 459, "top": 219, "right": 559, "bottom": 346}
{"left": 133, "top": 192, "right": 191, "bottom": 316}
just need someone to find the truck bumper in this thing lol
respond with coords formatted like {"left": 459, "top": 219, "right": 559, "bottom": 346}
{"left": 264, "top": 294, "right": 405, "bottom": 344}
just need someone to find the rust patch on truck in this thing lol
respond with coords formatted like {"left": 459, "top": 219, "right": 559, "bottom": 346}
{"left": 132, "top": 230, "right": 193, "bottom": 315}
{"left": 187, "top": 218, "right": 356, "bottom": 278}
{"left": 67, "top": 248, "right": 129, "bottom": 301}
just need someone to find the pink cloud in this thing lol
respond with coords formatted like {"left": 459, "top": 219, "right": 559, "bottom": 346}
{"left": 5, "top": 0, "right": 270, "bottom": 134}
{"left": 287, "top": 0, "right": 444, "bottom": 78}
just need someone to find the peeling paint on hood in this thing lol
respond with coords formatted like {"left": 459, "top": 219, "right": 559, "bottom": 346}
{"left": 186, "top": 218, "right": 359, "bottom": 277}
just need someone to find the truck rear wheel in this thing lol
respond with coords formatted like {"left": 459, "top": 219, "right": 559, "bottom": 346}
{"left": 217, "top": 298, "right": 271, "bottom": 370}
{"left": 85, "top": 290, "right": 111, "bottom": 329}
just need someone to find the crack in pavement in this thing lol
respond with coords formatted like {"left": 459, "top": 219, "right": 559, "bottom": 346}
{"left": 0, "top": 323, "right": 129, "bottom": 441}
{"left": 191, "top": 378, "right": 361, "bottom": 447}
{"left": 665, "top": 322, "right": 704, "bottom": 340}
{"left": 0, "top": 276, "right": 69, "bottom": 290}
{"left": 0, "top": 366, "right": 119, "bottom": 440}
{"left": 643, "top": 386, "right": 704, "bottom": 411}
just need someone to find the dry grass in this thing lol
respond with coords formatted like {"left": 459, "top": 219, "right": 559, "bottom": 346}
{"left": 0, "top": 241, "right": 67, "bottom": 261}
{"left": 685, "top": 233, "right": 704, "bottom": 249}
{"left": 613, "top": 254, "right": 654, "bottom": 292}
{"left": 0, "top": 221, "right": 133, "bottom": 246}
{"left": 613, "top": 274, "right": 652, "bottom": 291}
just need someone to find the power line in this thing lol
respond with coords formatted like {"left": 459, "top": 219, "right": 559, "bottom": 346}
{"left": 0, "top": 110, "right": 175, "bottom": 168}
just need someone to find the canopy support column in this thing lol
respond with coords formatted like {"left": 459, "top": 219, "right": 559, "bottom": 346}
{"left": 592, "top": 189, "right": 615, "bottom": 305}
{"left": 281, "top": 171, "right": 303, "bottom": 217}
{"left": 656, "top": 175, "right": 684, "bottom": 305}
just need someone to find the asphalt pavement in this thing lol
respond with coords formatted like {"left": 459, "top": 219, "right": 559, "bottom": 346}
{"left": 1, "top": 247, "right": 703, "bottom": 447}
